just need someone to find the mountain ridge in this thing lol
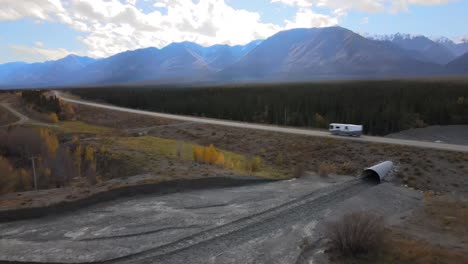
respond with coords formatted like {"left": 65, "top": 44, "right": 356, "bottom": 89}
{"left": 0, "top": 27, "right": 467, "bottom": 89}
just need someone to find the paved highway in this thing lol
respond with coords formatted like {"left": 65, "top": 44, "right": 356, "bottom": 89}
{"left": 56, "top": 92, "right": 468, "bottom": 153}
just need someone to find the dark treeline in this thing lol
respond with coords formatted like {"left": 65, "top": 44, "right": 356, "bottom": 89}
{"left": 21, "top": 90, "right": 61, "bottom": 114}
{"left": 70, "top": 80, "right": 468, "bottom": 135}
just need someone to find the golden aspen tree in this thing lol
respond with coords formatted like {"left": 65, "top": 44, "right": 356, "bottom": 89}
{"left": 49, "top": 113, "right": 59, "bottom": 123}
{"left": 38, "top": 128, "right": 59, "bottom": 156}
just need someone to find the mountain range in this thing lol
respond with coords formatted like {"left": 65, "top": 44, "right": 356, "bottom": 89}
{"left": 1, "top": 26, "right": 468, "bottom": 88}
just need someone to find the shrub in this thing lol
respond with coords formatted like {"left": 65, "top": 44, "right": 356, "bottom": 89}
{"left": 49, "top": 112, "right": 59, "bottom": 123}
{"left": 60, "top": 102, "right": 76, "bottom": 120}
{"left": 293, "top": 165, "right": 306, "bottom": 178}
{"left": 275, "top": 153, "right": 285, "bottom": 167}
{"left": 314, "top": 113, "right": 327, "bottom": 128}
{"left": 318, "top": 162, "right": 337, "bottom": 177}
{"left": 246, "top": 156, "right": 263, "bottom": 173}
{"left": 193, "top": 144, "right": 225, "bottom": 166}
{"left": 0, "top": 156, "right": 32, "bottom": 194}
{"left": 326, "top": 212, "right": 385, "bottom": 258}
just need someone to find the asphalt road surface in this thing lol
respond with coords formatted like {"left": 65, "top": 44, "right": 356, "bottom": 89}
{"left": 56, "top": 92, "right": 468, "bottom": 153}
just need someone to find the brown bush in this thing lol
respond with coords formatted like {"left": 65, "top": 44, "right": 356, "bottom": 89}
{"left": 293, "top": 165, "right": 306, "bottom": 178}
{"left": 0, "top": 156, "right": 32, "bottom": 194}
{"left": 318, "top": 162, "right": 337, "bottom": 177}
{"left": 326, "top": 212, "right": 385, "bottom": 258}
{"left": 245, "top": 156, "right": 262, "bottom": 173}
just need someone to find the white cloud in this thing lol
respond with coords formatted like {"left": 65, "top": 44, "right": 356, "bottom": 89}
{"left": 126, "top": 0, "right": 138, "bottom": 5}
{"left": 284, "top": 8, "right": 338, "bottom": 29}
{"left": 35, "top": 41, "right": 44, "bottom": 47}
{"left": 0, "top": 0, "right": 65, "bottom": 21}
{"left": 9, "top": 45, "right": 77, "bottom": 62}
{"left": 4, "top": 0, "right": 456, "bottom": 62}
{"left": 1, "top": 0, "right": 342, "bottom": 60}
{"left": 272, "top": 0, "right": 458, "bottom": 13}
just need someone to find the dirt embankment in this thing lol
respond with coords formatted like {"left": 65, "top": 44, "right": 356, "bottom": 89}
{"left": 0, "top": 176, "right": 271, "bottom": 222}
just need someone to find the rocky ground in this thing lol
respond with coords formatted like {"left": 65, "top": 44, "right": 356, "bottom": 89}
{"left": 0, "top": 175, "right": 423, "bottom": 264}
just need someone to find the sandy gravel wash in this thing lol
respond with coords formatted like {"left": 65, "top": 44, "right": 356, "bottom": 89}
{"left": 0, "top": 179, "right": 372, "bottom": 264}
{"left": 104, "top": 179, "right": 372, "bottom": 264}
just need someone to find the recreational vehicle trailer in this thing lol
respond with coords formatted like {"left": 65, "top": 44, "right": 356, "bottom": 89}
{"left": 329, "top": 123, "right": 363, "bottom": 137}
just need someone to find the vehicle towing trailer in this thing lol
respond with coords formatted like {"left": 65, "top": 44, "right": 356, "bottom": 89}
{"left": 329, "top": 123, "right": 363, "bottom": 137}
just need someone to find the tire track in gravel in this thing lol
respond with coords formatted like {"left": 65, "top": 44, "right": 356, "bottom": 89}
{"left": 0, "top": 179, "right": 375, "bottom": 264}
{"left": 105, "top": 179, "right": 375, "bottom": 264}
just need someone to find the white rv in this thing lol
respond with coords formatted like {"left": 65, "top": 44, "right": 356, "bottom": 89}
{"left": 329, "top": 123, "right": 363, "bottom": 137}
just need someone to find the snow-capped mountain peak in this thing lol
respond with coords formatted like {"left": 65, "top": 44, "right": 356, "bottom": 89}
{"left": 365, "top": 33, "right": 424, "bottom": 41}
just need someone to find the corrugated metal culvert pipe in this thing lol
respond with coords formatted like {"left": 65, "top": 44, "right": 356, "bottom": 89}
{"left": 362, "top": 161, "right": 394, "bottom": 184}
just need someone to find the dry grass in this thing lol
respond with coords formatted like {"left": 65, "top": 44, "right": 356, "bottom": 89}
{"left": 0, "top": 105, "right": 18, "bottom": 126}
{"left": 111, "top": 136, "right": 283, "bottom": 179}
{"left": 367, "top": 230, "right": 468, "bottom": 264}
{"left": 421, "top": 195, "right": 468, "bottom": 236}
{"left": 326, "top": 212, "right": 385, "bottom": 258}
{"left": 318, "top": 162, "right": 338, "bottom": 177}
{"left": 147, "top": 122, "right": 468, "bottom": 193}
{"left": 60, "top": 121, "right": 116, "bottom": 135}
{"left": 72, "top": 103, "right": 175, "bottom": 129}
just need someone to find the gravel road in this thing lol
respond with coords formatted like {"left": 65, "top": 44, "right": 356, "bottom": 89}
{"left": 0, "top": 102, "right": 58, "bottom": 128}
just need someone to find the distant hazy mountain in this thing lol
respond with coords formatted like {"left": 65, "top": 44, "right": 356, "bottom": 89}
{"left": 447, "top": 51, "right": 468, "bottom": 74}
{"left": 69, "top": 48, "right": 162, "bottom": 85}
{"left": 169, "top": 40, "right": 261, "bottom": 71}
{"left": 221, "top": 27, "right": 444, "bottom": 81}
{"left": 56, "top": 41, "right": 259, "bottom": 85}
{"left": 0, "top": 55, "right": 96, "bottom": 87}
{"left": 0, "top": 62, "right": 27, "bottom": 81}
{"left": 2, "top": 27, "right": 468, "bottom": 89}
{"left": 433, "top": 37, "right": 468, "bottom": 58}
{"left": 368, "top": 33, "right": 456, "bottom": 65}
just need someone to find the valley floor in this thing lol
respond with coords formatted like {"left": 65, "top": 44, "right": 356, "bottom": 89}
{"left": 1, "top": 91, "right": 468, "bottom": 263}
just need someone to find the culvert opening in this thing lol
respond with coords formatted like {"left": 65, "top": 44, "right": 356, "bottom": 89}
{"left": 362, "top": 169, "right": 382, "bottom": 185}
{"left": 361, "top": 161, "right": 394, "bottom": 185}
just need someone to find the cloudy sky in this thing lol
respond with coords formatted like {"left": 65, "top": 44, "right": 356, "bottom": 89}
{"left": 0, "top": 0, "right": 467, "bottom": 63}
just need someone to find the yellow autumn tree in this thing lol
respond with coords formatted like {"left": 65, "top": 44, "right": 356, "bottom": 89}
{"left": 193, "top": 144, "right": 225, "bottom": 166}
{"left": 0, "top": 157, "right": 32, "bottom": 194}
{"left": 204, "top": 144, "right": 218, "bottom": 164}
{"left": 84, "top": 146, "right": 94, "bottom": 162}
{"left": 193, "top": 145, "right": 204, "bottom": 162}
{"left": 38, "top": 128, "right": 59, "bottom": 156}
{"left": 215, "top": 152, "right": 225, "bottom": 166}
{"left": 49, "top": 112, "right": 59, "bottom": 123}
